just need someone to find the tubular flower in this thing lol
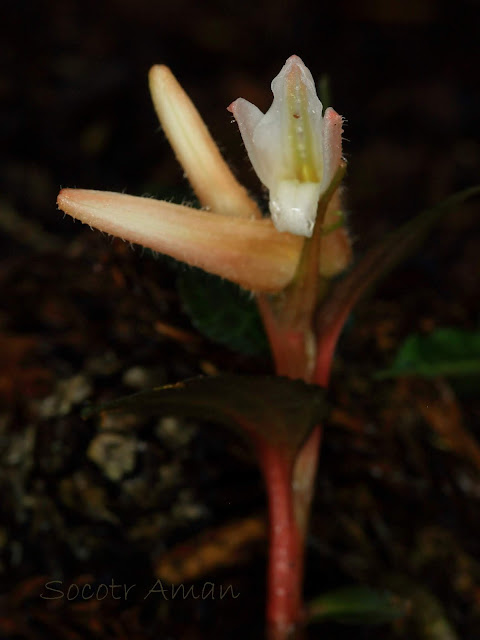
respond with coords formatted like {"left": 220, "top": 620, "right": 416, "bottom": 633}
{"left": 57, "top": 58, "right": 350, "bottom": 292}
{"left": 228, "top": 55, "right": 344, "bottom": 237}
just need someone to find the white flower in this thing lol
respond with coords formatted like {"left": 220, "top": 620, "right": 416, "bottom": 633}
{"left": 228, "top": 55, "right": 344, "bottom": 237}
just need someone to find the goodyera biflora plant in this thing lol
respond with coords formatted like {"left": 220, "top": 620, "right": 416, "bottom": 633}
{"left": 57, "top": 55, "right": 479, "bottom": 640}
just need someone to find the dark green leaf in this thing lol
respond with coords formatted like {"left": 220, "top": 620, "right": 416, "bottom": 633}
{"left": 307, "top": 586, "right": 407, "bottom": 626}
{"left": 376, "top": 328, "right": 480, "bottom": 379}
{"left": 315, "top": 186, "right": 480, "bottom": 369}
{"left": 387, "top": 578, "right": 459, "bottom": 640}
{"left": 177, "top": 267, "right": 269, "bottom": 356}
{"left": 84, "top": 375, "right": 327, "bottom": 461}
{"left": 317, "top": 73, "right": 332, "bottom": 110}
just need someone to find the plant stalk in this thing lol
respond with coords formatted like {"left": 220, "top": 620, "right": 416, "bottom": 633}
{"left": 256, "top": 441, "right": 305, "bottom": 640}
{"left": 256, "top": 309, "right": 332, "bottom": 639}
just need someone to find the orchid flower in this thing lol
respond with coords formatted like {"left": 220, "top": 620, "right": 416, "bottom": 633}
{"left": 229, "top": 55, "right": 344, "bottom": 237}
{"left": 57, "top": 57, "right": 350, "bottom": 292}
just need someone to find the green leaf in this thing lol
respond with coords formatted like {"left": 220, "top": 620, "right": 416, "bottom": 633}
{"left": 376, "top": 328, "right": 480, "bottom": 379}
{"left": 84, "top": 375, "right": 327, "bottom": 462}
{"left": 177, "top": 267, "right": 269, "bottom": 357}
{"left": 307, "top": 586, "right": 407, "bottom": 626}
{"left": 317, "top": 73, "right": 332, "bottom": 110}
{"left": 386, "top": 578, "right": 459, "bottom": 640}
{"left": 315, "top": 186, "right": 480, "bottom": 372}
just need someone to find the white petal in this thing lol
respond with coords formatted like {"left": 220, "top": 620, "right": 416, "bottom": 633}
{"left": 268, "top": 55, "right": 324, "bottom": 182}
{"left": 227, "top": 98, "right": 269, "bottom": 184}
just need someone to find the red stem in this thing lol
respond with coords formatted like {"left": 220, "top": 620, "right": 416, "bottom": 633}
{"left": 257, "top": 296, "right": 311, "bottom": 379}
{"left": 313, "top": 326, "right": 338, "bottom": 388}
{"left": 256, "top": 441, "right": 304, "bottom": 640}
{"left": 256, "top": 294, "right": 336, "bottom": 639}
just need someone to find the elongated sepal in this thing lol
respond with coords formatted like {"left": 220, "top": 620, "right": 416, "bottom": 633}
{"left": 149, "top": 65, "right": 261, "bottom": 219}
{"left": 57, "top": 188, "right": 303, "bottom": 292}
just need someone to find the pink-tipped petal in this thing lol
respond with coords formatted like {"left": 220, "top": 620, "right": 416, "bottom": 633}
{"left": 57, "top": 189, "right": 303, "bottom": 292}
{"left": 322, "top": 108, "right": 344, "bottom": 186}
{"left": 149, "top": 65, "right": 261, "bottom": 220}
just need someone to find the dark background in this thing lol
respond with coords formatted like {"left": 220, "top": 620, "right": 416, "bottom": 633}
{"left": 1, "top": 1, "right": 480, "bottom": 639}
{"left": 3, "top": 0, "right": 480, "bottom": 240}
